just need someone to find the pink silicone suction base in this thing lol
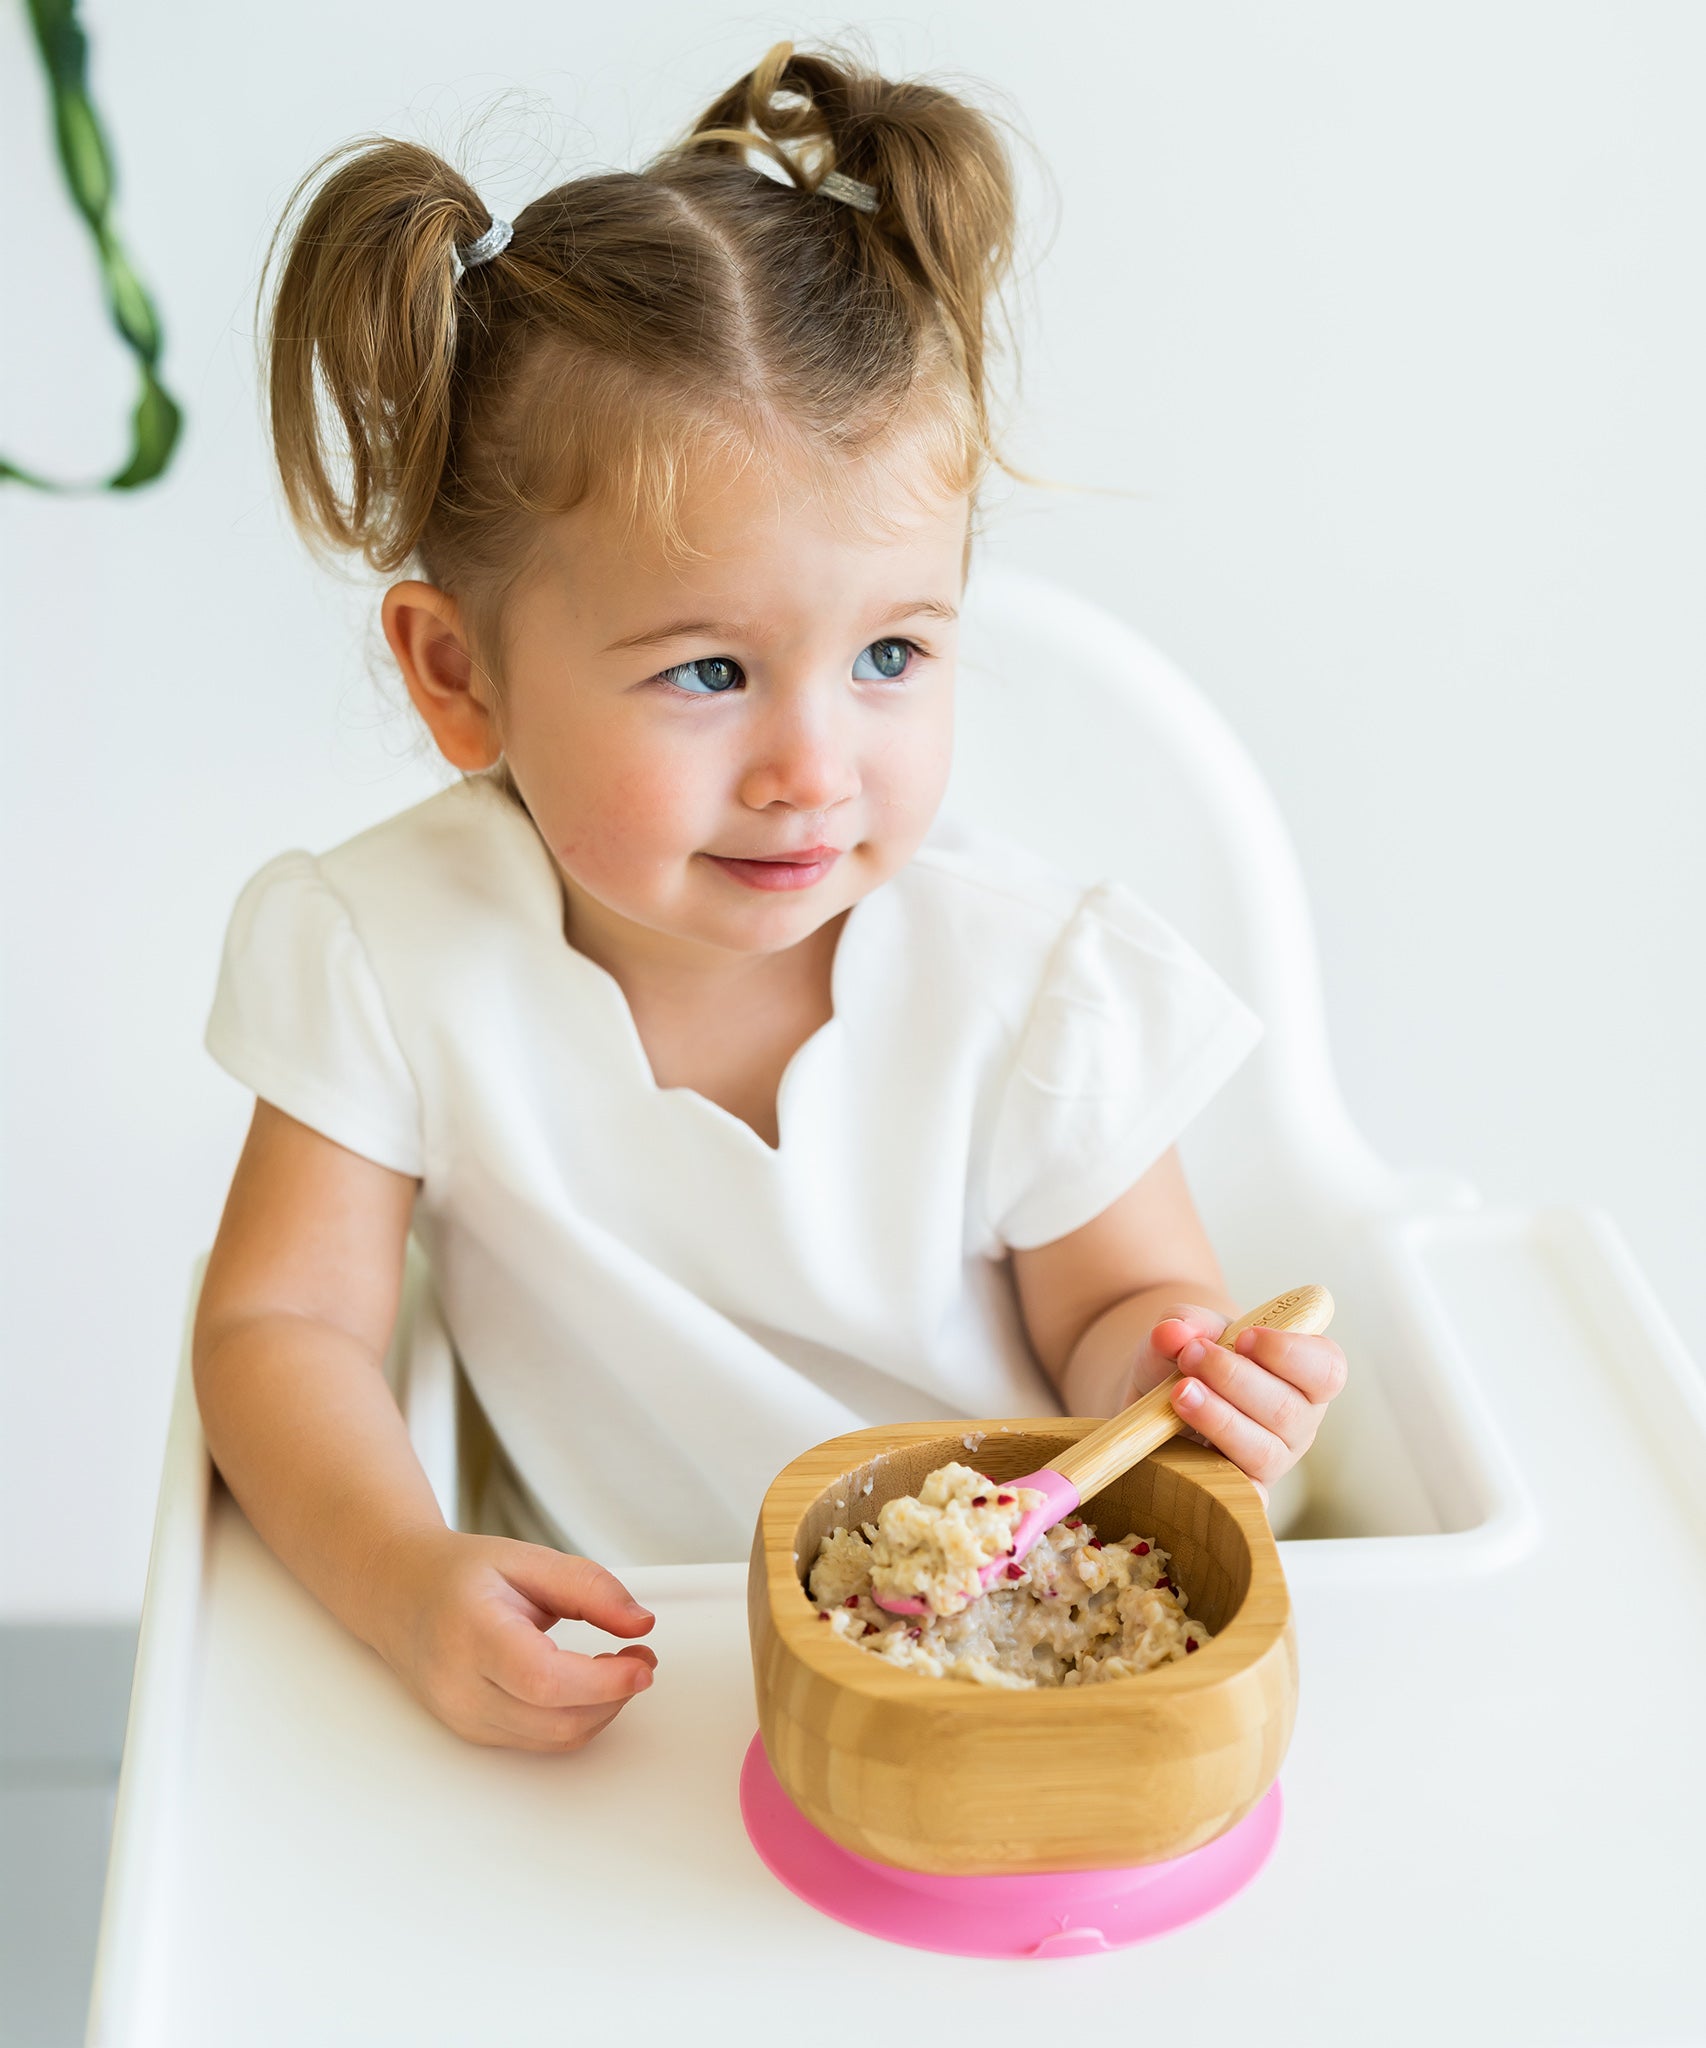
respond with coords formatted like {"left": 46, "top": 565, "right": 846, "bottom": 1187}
{"left": 739, "top": 1732, "right": 1282, "bottom": 1959}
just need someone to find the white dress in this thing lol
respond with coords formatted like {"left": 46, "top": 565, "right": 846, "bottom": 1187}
{"left": 204, "top": 773, "right": 1264, "bottom": 1564}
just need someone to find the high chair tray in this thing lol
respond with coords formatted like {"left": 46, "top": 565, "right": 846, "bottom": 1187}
{"left": 90, "top": 1202, "right": 1706, "bottom": 2046}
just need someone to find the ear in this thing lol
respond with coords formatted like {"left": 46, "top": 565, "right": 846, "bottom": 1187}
{"left": 381, "top": 581, "right": 502, "bottom": 771}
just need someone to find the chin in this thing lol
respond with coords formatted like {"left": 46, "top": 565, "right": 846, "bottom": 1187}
{"left": 716, "top": 901, "right": 839, "bottom": 955}
{"left": 700, "top": 880, "right": 852, "bottom": 949}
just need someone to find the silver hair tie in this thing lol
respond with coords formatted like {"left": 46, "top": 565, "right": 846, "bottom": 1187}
{"left": 453, "top": 215, "right": 513, "bottom": 281}
{"left": 817, "top": 169, "right": 877, "bottom": 214}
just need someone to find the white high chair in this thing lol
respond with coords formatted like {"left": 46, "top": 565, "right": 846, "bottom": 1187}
{"left": 91, "top": 566, "right": 1705, "bottom": 2046}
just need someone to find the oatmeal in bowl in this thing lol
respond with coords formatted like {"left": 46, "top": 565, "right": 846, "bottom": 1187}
{"left": 807, "top": 1460, "right": 1211, "bottom": 1689}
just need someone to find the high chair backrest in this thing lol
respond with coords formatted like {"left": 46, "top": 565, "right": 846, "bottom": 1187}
{"left": 951, "top": 564, "right": 1407, "bottom": 1285}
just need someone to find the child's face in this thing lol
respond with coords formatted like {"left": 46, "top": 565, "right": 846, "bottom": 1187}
{"left": 493, "top": 447, "right": 969, "bottom": 965}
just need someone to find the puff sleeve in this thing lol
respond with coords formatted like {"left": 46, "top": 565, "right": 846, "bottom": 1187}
{"left": 984, "top": 881, "right": 1264, "bottom": 1251}
{"left": 204, "top": 851, "right": 427, "bottom": 1178}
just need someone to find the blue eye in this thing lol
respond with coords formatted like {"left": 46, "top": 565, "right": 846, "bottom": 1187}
{"left": 852, "top": 637, "right": 915, "bottom": 681}
{"left": 659, "top": 656, "right": 744, "bottom": 695}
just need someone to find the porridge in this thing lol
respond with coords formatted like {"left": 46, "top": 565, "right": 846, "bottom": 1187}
{"left": 806, "top": 1461, "right": 1212, "bottom": 1690}
{"left": 859, "top": 1460, "right": 1047, "bottom": 1615}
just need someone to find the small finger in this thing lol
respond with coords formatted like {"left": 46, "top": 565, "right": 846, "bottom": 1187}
{"left": 471, "top": 1676, "right": 640, "bottom": 1752}
{"left": 1171, "top": 1375, "right": 1291, "bottom": 1486}
{"left": 1231, "top": 1326, "right": 1348, "bottom": 1405}
{"left": 1180, "top": 1337, "right": 1312, "bottom": 1450}
{"left": 486, "top": 1615, "right": 658, "bottom": 1712}
{"left": 497, "top": 1543, "right": 657, "bottom": 1637}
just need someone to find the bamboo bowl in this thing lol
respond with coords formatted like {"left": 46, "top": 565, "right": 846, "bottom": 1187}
{"left": 748, "top": 1417, "right": 1297, "bottom": 1876}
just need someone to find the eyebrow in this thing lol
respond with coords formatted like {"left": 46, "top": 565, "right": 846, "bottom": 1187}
{"left": 601, "top": 596, "right": 960, "bottom": 655}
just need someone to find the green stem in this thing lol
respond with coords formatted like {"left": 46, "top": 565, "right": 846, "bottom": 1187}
{"left": 3, "top": 0, "right": 184, "bottom": 491}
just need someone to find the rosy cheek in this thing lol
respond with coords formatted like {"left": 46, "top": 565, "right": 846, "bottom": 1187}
{"left": 609, "top": 761, "right": 703, "bottom": 850}
{"left": 556, "top": 758, "right": 704, "bottom": 882}
{"left": 868, "top": 712, "right": 952, "bottom": 834}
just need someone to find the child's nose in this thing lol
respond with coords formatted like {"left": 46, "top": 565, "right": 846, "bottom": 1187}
{"left": 738, "top": 702, "right": 861, "bottom": 814}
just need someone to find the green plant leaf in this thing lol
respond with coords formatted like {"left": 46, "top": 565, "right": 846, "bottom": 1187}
{"left": 5, "top": 0, "right": 184, "bottom": 492}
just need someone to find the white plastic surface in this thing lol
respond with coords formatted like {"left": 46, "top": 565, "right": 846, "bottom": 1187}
{"left": 89, "top": 1201, "right": 1706, "bottom": 2046}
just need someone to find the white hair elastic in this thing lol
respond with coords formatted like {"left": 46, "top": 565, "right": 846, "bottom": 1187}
{"left": 453, "top": 215, "right": 513, "bottom": 281}
{"left": 817, "top": 169, "right": 877, "bottom": 214}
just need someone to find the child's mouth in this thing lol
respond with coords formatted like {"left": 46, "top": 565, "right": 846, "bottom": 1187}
{"left": 703, "top": 846, "right": 843, "bottom": 892}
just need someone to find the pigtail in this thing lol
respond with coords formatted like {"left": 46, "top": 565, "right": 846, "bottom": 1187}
{"left": 262, "top": 139, "right": 490, "bottom": 572}
{"left": 675, "top": 42, "right": 1019, "bottom": 445}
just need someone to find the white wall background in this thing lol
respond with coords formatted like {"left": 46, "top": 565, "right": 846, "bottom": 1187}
{"left": 3, "top": 2, "right": 1700, "bottom": 1618}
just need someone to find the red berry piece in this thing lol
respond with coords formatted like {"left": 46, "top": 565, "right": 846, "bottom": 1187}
{"left": 1134, "top": 1542, "right": 1150, "bottom": 1555}
{"left": 862, "top": 1622, "right": 880, "bottom": 1637}
{"left": 971, "top": 1495, "right": 988, "bottom": 1506}
{"left": 1007, "top": 1543, "right": 1017, "bottom": 1555}
{"left": 817, "top": 1611, "right": 831, "bottom": 1622}
{"left": 1157, "top": 1576, "right": 1173, "bottom": 1591}
{"left": 1004, "top": 1562, "right": 1024, "bottom": 1580}
{"left": 1185, "top": 1638, "right": 1199, "bottom": 1653}
{"left": 1064, "top": 1517, "right": 1082, "bottom": 1529}
{"left": 844, "top": 1595, "right": 860, "bottom": 1608}
{"left": 997, "top": 1494, "right": 1014, "bottom": 1505}
{"left": 907, "top": 1626, "right": 923, "bottom": 1640}
{"left": 1087, "top": 1538, "right": 1104, "bottom": 1550}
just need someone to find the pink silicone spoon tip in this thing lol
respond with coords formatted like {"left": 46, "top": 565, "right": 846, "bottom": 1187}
{"left": 871, "top": 1469, "right": 1082, "bottom": 1616}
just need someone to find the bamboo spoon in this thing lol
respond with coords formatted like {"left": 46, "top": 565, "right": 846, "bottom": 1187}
{"left": 870, "top": 1283, "right": 1335, "bottom": 1616}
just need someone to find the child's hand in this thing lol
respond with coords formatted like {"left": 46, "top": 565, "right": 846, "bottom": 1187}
{"left": 1141, "top": 1306, "right": 1348, "bottom": 1490}
{"left": 370, "top": 1529, "right": 658, "bottom": 1752}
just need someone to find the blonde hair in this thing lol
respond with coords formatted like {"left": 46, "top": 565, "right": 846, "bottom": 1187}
{"left": 262, "top": 41, "right": 1023, "bottom": 686}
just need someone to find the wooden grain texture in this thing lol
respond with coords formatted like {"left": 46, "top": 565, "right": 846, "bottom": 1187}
{"left": 1052, "top": 1378, "right": 1185, "bottom": 1496}
{"left": 748, "top": 1422, "right": 1297, "bottom": 1875}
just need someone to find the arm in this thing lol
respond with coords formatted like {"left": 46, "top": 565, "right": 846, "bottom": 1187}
{"left": 1009, "top": 1145, "right": 1346, "bottom": 1484}
{"left": 193, "top": 1100, "right": 657, "bottom": 1749}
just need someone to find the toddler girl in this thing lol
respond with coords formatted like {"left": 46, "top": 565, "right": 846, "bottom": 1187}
{"left": 195, "top": 42, "right": 1347, "bottom": 1754}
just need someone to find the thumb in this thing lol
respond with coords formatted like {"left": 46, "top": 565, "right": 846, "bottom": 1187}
{"left": 494, "top": 1542, "right": 656, "bottom": 1637}
{"left": 1151, "top": 1304, "right": 1231, "bottom": 1357}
